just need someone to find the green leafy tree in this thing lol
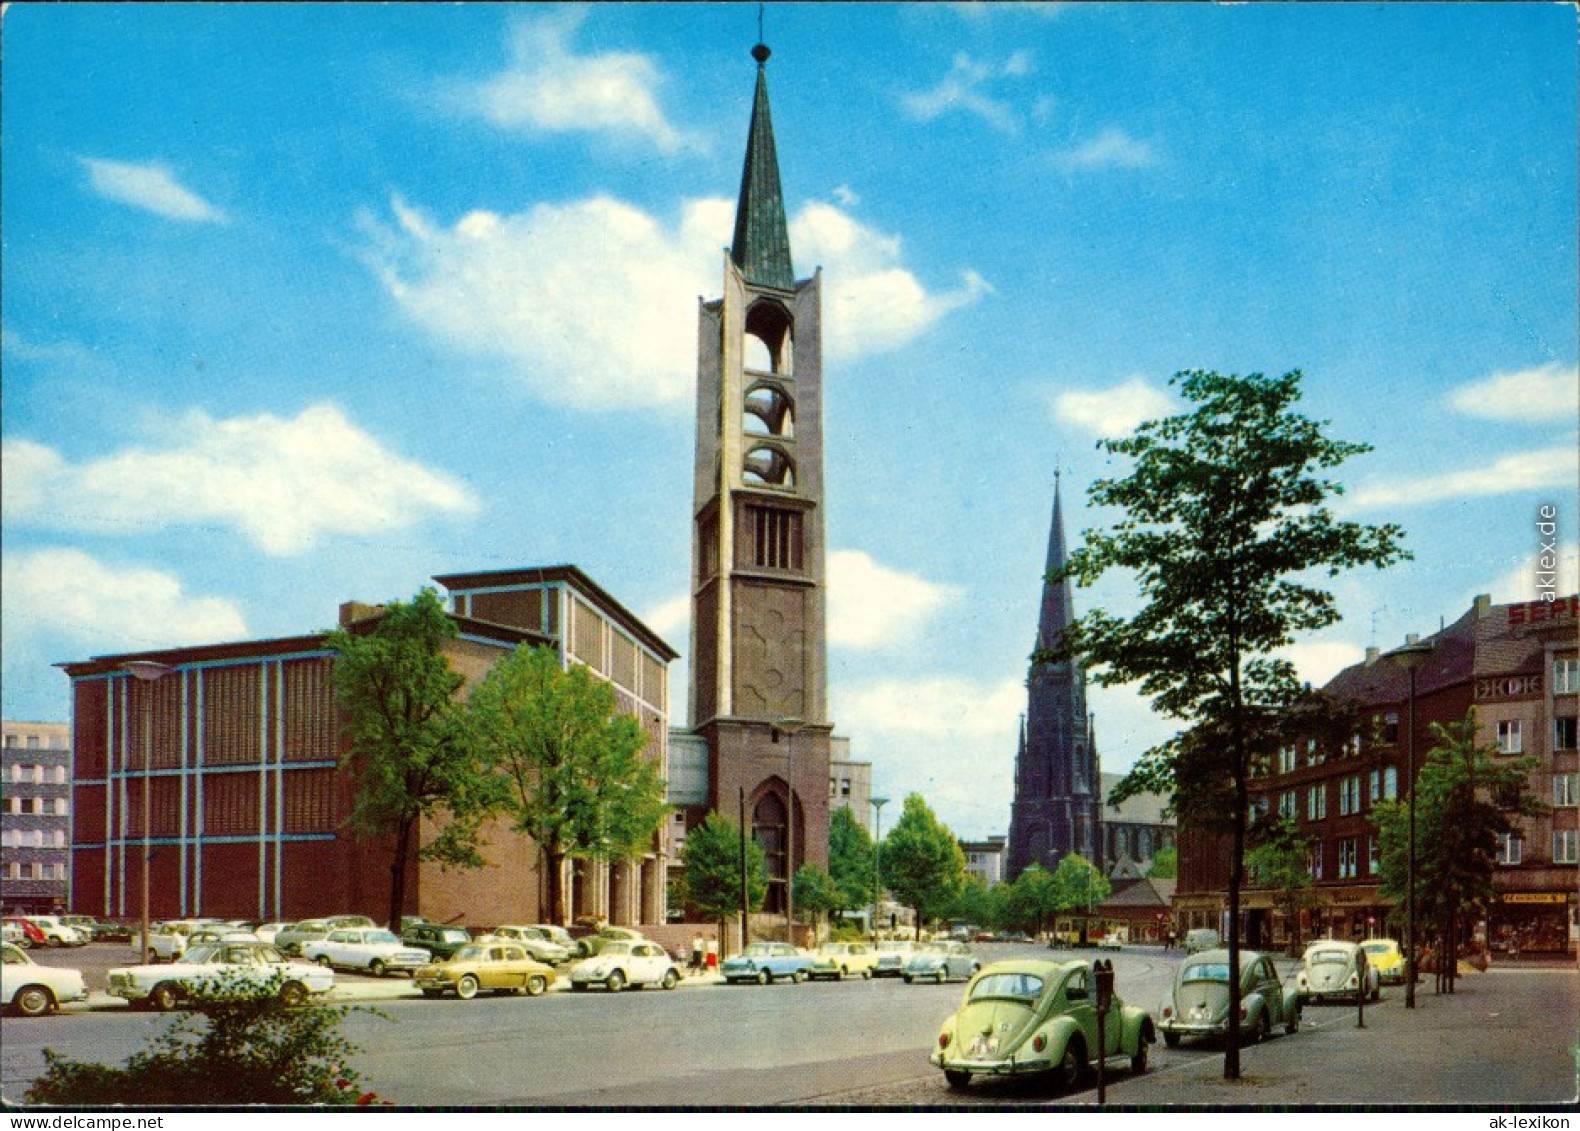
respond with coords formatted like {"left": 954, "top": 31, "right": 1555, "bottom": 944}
{"left": 951, "top": 874, "right": 999, "bottom": 932}
{"left": 27, "top": 972, "right": 377, "bottom": 1105}
{"left": 464, "top": 646, "right": 668, "bottom": 925}
{"left": 882, "top": 794, "right": 967, "bottom": 938}
{"left": 1049, "top": 369, "right": 1408, "bottom": 1076}
{"left": 1373, "top": 709, "right": 1543, "bottom": 993}
{"left": 1245, "top": 814, "right": 1313, "bottom": 955}
{"left": 327, "top": 588, "right": 488, "bottom": 930}
{"left": 1005, "top": 864, "right": 1060, "bottom": 937}
{"left": 683, "top": 811, "right": 768, "bottom": 955}
{"left": 793, "top": 863, "right": 841, "bottom": 938}
{"left": 1147, "top": 845, "right": 1178, "bottom": 879}
{"left": 828, "top": 805, "right": 876, "bottom": 920}
{"left": 1049, "top": 853, "right": 1110, "bottom": 940}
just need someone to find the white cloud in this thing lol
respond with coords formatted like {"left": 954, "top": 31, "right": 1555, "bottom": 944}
{"left": 1446, "top": 362, "right": 1579, "bottom": 424}
{"left": 900, "top": 53, "right": 1034, "bottom": 134}
{"left": 1053, "top": 376, "right": 1173, "bottom": 437}
{"left": 79, "top": 157, "right": 226, "bottom": 223}
{"left": 1054, "top": 128, "right": 1157, "bottom": 172}
{"left": 1275, "top": 640, "right": 1366, "bottom": 687}
{"left": 2, "top": 404, "right": 477, "bottom": 556}
{"left": 832, "top": 184, "right": 860, "bottom": 207}
{"left": 828, "top": 551, "right": 963, "bottom": 650}
{"left": 643, "top": 592, "right": 692, "bottom": 640}
{"left": 365, "top": 195, "right": 987, "bottom": 409}
{"left": 459, "top": 11, "right": 695, "bottom": 153}
{"left": 839, "top": 676, "right": 1024, "bottom": 741}
{"left": 1348, "top": 447, "right": 1574, "bottom": 509}
{"left": 1, "top": 549, "right": 248, "bottom": 651}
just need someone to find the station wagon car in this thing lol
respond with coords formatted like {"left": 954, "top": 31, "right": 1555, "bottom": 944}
{"left": 808, "top": 941, "right": 879, "bottom": 981}
{"left": 301, "top": 928, "right": 429, "bottom": 977}
{"left": 3, "top": 942, "right": 88, "bottom": 1016}
{"left": 568, "top": 940, "right": 682, "bottom": 992}
{"left": 1159, "top": 948, "right": 1300, "bottom": 1047}
{"left": 1296, "top": 939, "right": 1380, "bottom": 1004}
{"left": 720, "top": 941, "right": 811, "bottom": 985}
{"left": 484, "top": 925, "right": 573, "bottom": 965}
{"left": 931, "top": 959, "right": 1154, "bottom": 1091}
{"left": 107, "top": 941, "right": 334, "bottom": 1011}
{"left": 416, "top": 942, "right": 557, "bottom": 999}
{"left": 904, "top": 941, "right": 980, "bottom": 984}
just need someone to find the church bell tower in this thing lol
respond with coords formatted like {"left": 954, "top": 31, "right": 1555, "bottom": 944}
{"left": 688, "top": 43, "right": 831, "bottom": 914}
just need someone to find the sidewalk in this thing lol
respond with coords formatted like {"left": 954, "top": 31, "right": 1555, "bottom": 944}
{"left": 1086, "top": 968, "right": 1578, "bottom": 1107}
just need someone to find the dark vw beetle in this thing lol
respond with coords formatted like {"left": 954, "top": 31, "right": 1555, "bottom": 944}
{"left": 931, "top": 958, "right": 1154, "bottom": 1092}
{"left": 1158, "top": 948, "right": 1300, "bottom": 1047}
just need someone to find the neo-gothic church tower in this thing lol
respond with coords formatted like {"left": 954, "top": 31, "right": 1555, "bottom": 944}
{"left": 1006, "top": 476, "right": 1101, "bottom": 880}
{"left": 688, "top": 43, "right": 831, "bottom": 915}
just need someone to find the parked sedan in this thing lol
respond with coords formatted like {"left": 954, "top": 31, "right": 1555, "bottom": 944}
{"left": 568, "top": 940, "right": 682, "bottom": 992}
{"left": 138, "top": 919, "right": 228, "bottom": 961}
{"left": 808, "top": 942, "right": 879, "bottom": 981}
{"left": 483, "top": 925, "right": 572, "bottom": 965}
{"left": 17, "top": 916, "right": 87, "bottom": 948}
{"left": 873, "top": 940, "right": 919, "bottom": 978}
{"left": 1296, "top": 939, "right": 1380, "bottom": 1004}
{"left": 301, "top": 929, "right": 430, "bottom": 977}
{"left": 904, "top": 941, "right": 981, "bottom": 984}
{"left": 108, "top": 941, "right": 335, "bottom": 1011}
{"left": 273, "top": 919, "right": 333, "bottom": 956}
{"left": 720, "top": 942, "right": 811, "bottom": 985}
{"left": 402, "top": 922, "right": 475, "bottom": 961}
{"left": 1359, "top": 938, "right": 1406, "bottom": 985}
{"left": 415, "top": 942, "right": 557, "bottom": 1000}
{"left": 1158, "top": 948, "right": 1300, "bottom": 1047}
{"left": 3, "top": 942, "right": 88, "bottom": 1016}
{"left": 931, "top": 959, "right": 1155, "bottom": 1092}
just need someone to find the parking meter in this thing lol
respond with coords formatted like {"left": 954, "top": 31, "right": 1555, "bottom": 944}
{"left": 1094, "top": 958, "right": 1115, "bottom": 1010}
{"left": 1094, "top": 959, "right": 1114, "bottom": 1103}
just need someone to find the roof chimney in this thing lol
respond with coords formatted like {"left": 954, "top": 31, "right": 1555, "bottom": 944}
{"left": 338, "top": 601, "right": 384, "bottom": 627}
{"left": 1405, "top": 633, "right": 1420, "bottom": 646}
{"left": 1365, "top": 646, "right": 1380, "bottom": 666}
{"left": 1474, "top": 593, "right": 1492, "bottom": 618}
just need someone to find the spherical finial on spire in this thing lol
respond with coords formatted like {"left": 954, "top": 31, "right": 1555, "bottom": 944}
{"left": 752, "top": 43, "right": 771, "bottom": 64}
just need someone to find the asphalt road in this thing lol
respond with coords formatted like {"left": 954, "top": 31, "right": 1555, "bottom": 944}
{"left": 4, "top": 942, "right": 1574, "bottom": 1107}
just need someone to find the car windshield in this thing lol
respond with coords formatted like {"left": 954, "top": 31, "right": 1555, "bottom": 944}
{"left": 452, "top": 945, "right": 489, "bottom": 961}
{"left": 1360, "top": 942, "right": 1393, "bottom": 956}
{"left": 1182, "top": 962, "right": 1231, "bottom": 983}
{"left": 438, "top": 928, "right": 471, "bottom": 942}
{"left": 363, "top": 931, "right": 398, "bottom": 945}
{"left": 739, "top": 944, "right": 774, "bottom": 957}
{"left": 969, "top": 972, "right": 1043, "bottom": 1001}
{"left": 183, "top": 945, "right": 223, "bottom": 963}
{"left": 1309, "top": 950, "right": 1350, "bottom": 965}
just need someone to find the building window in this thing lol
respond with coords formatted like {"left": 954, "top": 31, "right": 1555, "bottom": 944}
{"left": 1308, "top": 844, "right": 1324, "bottom": 879}
{"left": 1307, "top": 784, "right": 1327, "bottom": 821}
{"left": 1306, "top": 739, "right": 1323, "bottom": 767}
{"left": 1338, "top": 838, "right": 1358, "bottom": 878}
{"left": 53, "top": 765, "right": 67, "bottom": 785}
{"left": 840, "top": 778, "right": 851, "bottom": 798}
{"left": 1381, "top": 712, "right": 1400, "bottom": 744}
{"left": 1338, "top": 776, "right": 1361, "bottom": 816}
{"left": 1553, "top": 831, "right": 1579, "bottom": 865}
{"left": 1496, "top": 833, "right": 1522, "bottom": 866}
{"left": 1555, "top": 717, "right": 1578, "bottom": 751}
{"left": 746, "top": 505, "right": 804, "bottom": 571}
{"left": 1278, "top": 791, "right": 1296, "bottom": 818}
{"left": 25, "top": 735, "right": 40, "bottom": 749}
{"left": 1368, "top": 836, "right": 1380, "bottom": 875}
{"left": 1555, "top": 774, "right": 1578, "bottom": 808}
{"left": 1496, "top": 720, "right": 1522, "bottom": 754}
{"left": 1554, "top": 657, "right": 1580, "bottom": 695}
{"left": 1278, "top": 745, "right": 1296, "bottom": 774}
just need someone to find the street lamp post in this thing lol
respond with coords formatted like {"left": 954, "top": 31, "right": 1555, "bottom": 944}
{"left": 1386, "top": 637, "right": 1433, "bottom": 1010}
{"left": 772, "top": 718, "right": 805, "bottom": 943}
{"left": 870, "top": 796, "right": 889, "bottom": 943}
{"left": 122, "top": 661, "right": 175, "bottom": 965}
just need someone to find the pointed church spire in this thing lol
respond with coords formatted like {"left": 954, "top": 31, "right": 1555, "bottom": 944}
{"left": 1037, "top": 472, "right": 1076, "bottom": 653}
{"left": 730, "top": 43, "right": 796, "bottom": 290}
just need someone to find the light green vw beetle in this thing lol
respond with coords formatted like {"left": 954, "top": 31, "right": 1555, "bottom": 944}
{"left": 930, "top": 958, "right": 1154, "bottom": 1092}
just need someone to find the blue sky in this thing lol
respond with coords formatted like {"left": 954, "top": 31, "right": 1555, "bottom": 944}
{"left": 3, "top": 3, "right": 1576, "bottom": 840}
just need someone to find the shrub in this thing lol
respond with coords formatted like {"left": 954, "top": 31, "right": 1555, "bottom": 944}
{"left": 26, "top": 971, "right": 380, "bottom": 1106}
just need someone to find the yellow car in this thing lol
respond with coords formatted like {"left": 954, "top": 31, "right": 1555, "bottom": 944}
{"left": 1359, "top": 938, "right": 1406, "bottom": 985}
{"left": 415, "top": 941, "right": 557, "bottom": 1000}
{"left": 808, "top": 941, "right": 880, "bottom": 981}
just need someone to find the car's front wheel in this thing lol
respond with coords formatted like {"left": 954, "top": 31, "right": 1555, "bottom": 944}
{"left": 315, "top": 955, "right": 333, "bottom": 969}
{"left": 370, "top": 959, "right": 388, "bottom": 978}
{"left": 793, "top": 969, "right": 807, "bottom": 983}
{"left": 944, "top": 1069, "right": 971, "bottom": 1091}
{"left": 1056, "top": 1038, "right": 1086, "bottom": 1091}
{"left": 13, "top": 985, "right": 54, "bottom": 1017}
{"left": 525, "top": 974, "right": 549, "bottom": 996}
{"left": 1131, "top": 1040, "right": 1149, "bottom": 1075}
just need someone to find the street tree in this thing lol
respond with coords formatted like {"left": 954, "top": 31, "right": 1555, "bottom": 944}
{"left": 793, "top": 863, "right": 841, "bottom": 938}
{"left": 683, "top": 812, "right": 768, "bottom": 955}
{"left": 827, "top": 805, "right": 876, "bottom": 922}
{"left": 1005, "top": 864, "right": 1059, "bottom": 938}
{"left": 1049, "top": 853, "right": 1110, "bottom": 941}
{"left": 1147, "top": 845, "right": 1178, "bottom": 879}
{"left": 326, "top": 588, "right": 488, "bottom": 931}
{"left": 1373, "top": 709, "right": 1542, "bottom": 992}
{"left": 464, "top": 645, "right": 667, "bottom": 925}
{"left": 881, "top": 794, "right": 967, "bottom": 939}
{"left": 1050, "top": 369, "right": 1408, "bottom": 1076}
{"left": 951, "top": 875, "right": 999, "bottom": 933}
{"left": 1245, "top": 814, "right": 1314, "bottom": 955}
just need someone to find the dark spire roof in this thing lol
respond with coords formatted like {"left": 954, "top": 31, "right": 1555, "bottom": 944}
{"left": 730, "top": 43, "right": 795, "bottom": 290}
{"left": 1036, "top": 473, "right": 1076, "bottom": 654}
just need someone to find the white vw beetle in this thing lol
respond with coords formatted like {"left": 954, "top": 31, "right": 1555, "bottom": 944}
{"left": 108, "top": 940, "right": 335, "bottom": 1011}
{"left": 3, "top": 942, "right": 88, "bottom": 1016}
{"left": 568, "top": 939, "right": 681, "bottom": 992}
{"left": 1295, "top": 939, "right": 1380, "bottom": 1004}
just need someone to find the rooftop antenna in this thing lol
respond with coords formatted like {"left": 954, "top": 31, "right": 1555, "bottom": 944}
{"left": 758, "top": 2, "right": 764, "bottom": 44}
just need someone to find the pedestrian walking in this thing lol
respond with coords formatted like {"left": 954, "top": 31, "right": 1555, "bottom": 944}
{"left": 705, "top": 938, "right": 719, "bottom": 971}
{"left": 690, "top": 933, "right": 705, "bottom": 973}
